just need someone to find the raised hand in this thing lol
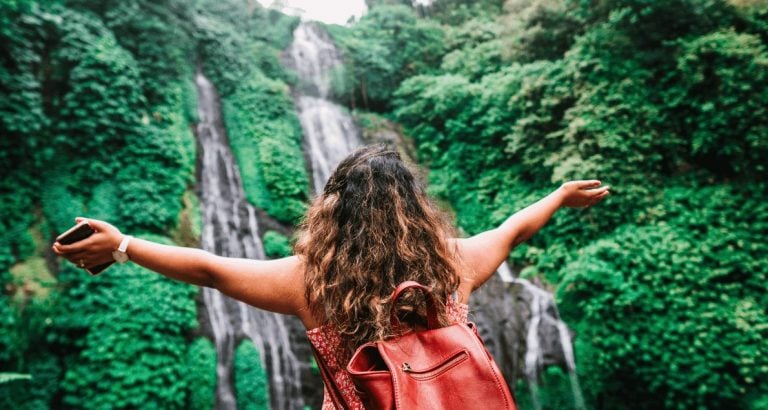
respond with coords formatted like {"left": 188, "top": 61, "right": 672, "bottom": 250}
{"left": 52, "top": 217, "right": 124, "bottom": 271}
{"left": 558, "top": 180, "right": 610, "bottom": 208}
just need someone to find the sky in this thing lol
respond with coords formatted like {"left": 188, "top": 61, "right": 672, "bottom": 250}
{"left": 257, "top": 0, "right": 368, "bottom": 25}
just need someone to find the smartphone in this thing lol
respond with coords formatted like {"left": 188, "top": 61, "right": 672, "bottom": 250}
{"left": 56, "top": 221, "right": 114, "bottom": 275}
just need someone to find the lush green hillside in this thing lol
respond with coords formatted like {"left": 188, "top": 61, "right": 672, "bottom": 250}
{"left": 0, "top": 0, "right": 303, "bottom": 407}
{"left": 2, "top": 0, "right": 767, "bottom": 409}
{"left": 329, "top": 1, "right": 768, "bottom": 408}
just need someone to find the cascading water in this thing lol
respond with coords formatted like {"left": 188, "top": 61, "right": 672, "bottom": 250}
{"left": 492, "top": 262, "right": 586, "bottom": 410}
{"left": 194, "top": 71, "right": 307, "bottom": 410}
{"left": 283, "top": 22, "right": 361, "bottom": 192}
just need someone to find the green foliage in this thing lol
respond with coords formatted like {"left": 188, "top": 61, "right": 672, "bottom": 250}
{"left": 10, "top": 14, "right": 204, "bottom": 408}
{"left": 0, "top": 298, "right": 20, "bottom": 366}
{"left": 663, "top": 29, "right": 768, "bottom": 175}
{"left": 0, "top": 354, "right": 61, "bottom": 409}
{"left": 557, "top": 184, "right": 768, "bottom": 409}
{"left": 223, "top": 73, "right": 309, "bottom": 223}
{"left": 96, "top": 0, "right": 196, "bottom": 107}
{"left": 328, "top": 5, "right": 446, "bottom": 110}
{"left": 395, "top": 0, "right": 768, "bottom": 242}
{"left": 58, "top": 240, "right": 198, "bottom": 409}
{"left": 0, "top": 264, "right": 56, "bottom": 366}
{"left": 38, "top": 4, "right": 195, "bottom": 235}
{"left": 0, "top": 0, "right": 306, "bottom": 408}
{"left": 195, "top": 0, "right": 309, "bottom": 223}
{"left": 28, "top": 355, "right": 61, "bottom": 409}
{"left": 513, "top": 366, "right": 581, "bottom": 410}
{"left": 186, "top": 338, "right": 217, "bottom": 410}
{"left": 263, "top": 231, "right": 292, "bottom": 258}
{"left": 501, "top": 0, "right": 584, "bottom": 63}
{"left": 255, "top": 9, "right": 302, "bottom": 50}
{"left": 0, "top": 266, "right": 60, "bottom": 410}
{"left": 440, "top": 18, "right": 504, "bottom": 80}
{"left": 234, "top": 341, "right": 270, "bottom": 410}
{"left": 115, "top": 122, "right": 193, "bottom": 233}
{"left": 423, "top": 0, "right": 505, "bottom": 25}
{"left": 0, "top": 1, "right": 52, "bottom": 278}
{"left": 196, "top": 0, "right": 300, "bottom": 93}
{"left": 54, "top": 32, "right": 144, "bottom": 187}
{"left": 195, "top": 8, "right": 254, "bottom": 96}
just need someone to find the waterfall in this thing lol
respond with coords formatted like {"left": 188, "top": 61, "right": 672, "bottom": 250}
{"left": 284, "top": 22, "right": 361, "bottom": 193}
{"left": 495, "top": 262, "right": 586, "bottom": 410}
{"left": 194, "top": 71, "right": 306, "bottom": 410}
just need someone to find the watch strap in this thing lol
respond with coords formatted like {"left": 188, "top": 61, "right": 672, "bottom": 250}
{"left": 117, "top": 235, "right": 132, "bottom": 260}
{"left": 112, "top": 235, "right": 133, "bottom": 263}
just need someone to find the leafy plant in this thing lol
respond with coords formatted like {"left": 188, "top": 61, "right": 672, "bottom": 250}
{"left": 263, "top": 231, "right": 292, "bottom": 259}
{"left": 186, "top": 338, "right": 217, "bottom": 410}
{"left": 234, "top": 341, "right": 270, "bottom": 410}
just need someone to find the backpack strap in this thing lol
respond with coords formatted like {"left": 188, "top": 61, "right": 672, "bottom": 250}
{"left": 310, "top": 343, "right": 348, "bottom": 410}
{"left": 390, "top": 281, "right": 440, "bottom": 330}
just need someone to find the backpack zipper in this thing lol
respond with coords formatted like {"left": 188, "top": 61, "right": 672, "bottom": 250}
{"left": 401, "top": 350, "right": 469, "bottom": 380}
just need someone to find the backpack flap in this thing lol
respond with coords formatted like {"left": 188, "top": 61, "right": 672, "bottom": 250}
{"left": 348, "top": 343, "right": 395, "bottom": 409}
{"left": 377, "top": 323, "right": 514, "bottom": 410}
{"left": 346, "top": 281, "right": 516, "bottom": 410}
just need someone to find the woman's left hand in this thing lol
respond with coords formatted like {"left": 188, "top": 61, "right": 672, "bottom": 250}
{"left": 558, "top": 180, "right": 610, "bottom": 208}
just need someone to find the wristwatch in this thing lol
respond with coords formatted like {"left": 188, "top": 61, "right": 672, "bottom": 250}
{"left": 112, "top": 235, "right": 132, "bottom": 263}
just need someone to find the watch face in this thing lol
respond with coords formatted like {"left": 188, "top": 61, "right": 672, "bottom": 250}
{"left": 112, "top": 250, "right": 129, "bottom": 263}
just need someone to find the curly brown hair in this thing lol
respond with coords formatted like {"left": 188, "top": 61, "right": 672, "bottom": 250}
{"left": 295, "top": 144, "right": 461, "bottom": 359}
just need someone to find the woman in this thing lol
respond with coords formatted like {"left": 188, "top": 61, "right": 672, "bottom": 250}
{"left": 52, "top": 145, "right": 609, "bottom": 409}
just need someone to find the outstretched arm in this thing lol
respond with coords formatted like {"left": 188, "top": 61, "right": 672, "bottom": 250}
{"left": 52, "top": 218, "right": 305, "bottom": 315}
{"left": 456, "top": 180, "right": 610, "bottom": 290}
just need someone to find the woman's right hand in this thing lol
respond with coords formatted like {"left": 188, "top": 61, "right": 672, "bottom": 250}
{"left": 558, "top": 180, "right": 610, "bottom": 208}
{"left": 52, "top": 217, "right": 309, "bottom": 319}
{"left": 52, "top": 217, "right": 124, "bottom": 271}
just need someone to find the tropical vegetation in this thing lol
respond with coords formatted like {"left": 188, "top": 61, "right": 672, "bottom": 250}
{"left": 1, "top": 0, "right": 766, "bottom": 408}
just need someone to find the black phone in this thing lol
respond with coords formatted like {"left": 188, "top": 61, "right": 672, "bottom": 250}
{"left": 56, "top": 221, "right": 114, "bottom": 275}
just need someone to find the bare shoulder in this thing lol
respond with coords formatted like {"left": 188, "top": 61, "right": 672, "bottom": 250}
{"left": 209, "top": 254, "right": 310, "bottom": 318}
{"left": 280, "top": 256, "right": 318, "bottom": 328}
{"left": 277, "top": 255, "right": 309, "bottom": 310}
{"left": 449, "top": 236, "right": 504, "bottom": 294}
{"left": 447, "top": 238, "right": 480, "bottom": 303}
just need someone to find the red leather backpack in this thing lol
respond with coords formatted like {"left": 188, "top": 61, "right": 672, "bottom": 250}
{"left": 312, "top": 281, "right": 516, "bottom": 409}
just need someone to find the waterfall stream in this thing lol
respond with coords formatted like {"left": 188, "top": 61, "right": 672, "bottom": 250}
{"left": 284, "top": 22, "right": 361, "bottom": 192}
{"left": 194, "top": 71, "right": 306, "bottom": 410}
{"left": 494, "top": 262, "right": 586, "bottom": 410}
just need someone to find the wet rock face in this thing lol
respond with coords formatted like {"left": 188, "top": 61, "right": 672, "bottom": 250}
{"left": 470, "top": 274, "right": 525, "bottom": 387}
{"left": 470, "top": 274, "right": 572, "bottom": 389}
